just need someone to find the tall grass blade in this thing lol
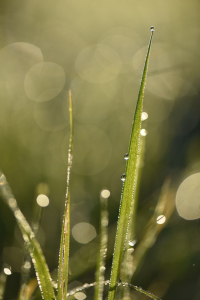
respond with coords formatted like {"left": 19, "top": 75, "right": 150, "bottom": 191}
{"left": 19, "top": 185, "right": 47, "bottom": 300}
{"left": 108, "top": 28, "right": 154, "bottom": 300}
{"left": 57, "top": 91, "right": 73, "bottom": 300}
{"left": 0, "top": 175, "right": 55, "bottom": 300}
{"left": 120, "top": 133, "right": 146, "bottom": 299}
{"left": 94, "top": 191, "right": 109, "bottom": 300}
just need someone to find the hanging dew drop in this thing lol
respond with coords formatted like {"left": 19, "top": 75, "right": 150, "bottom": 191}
{"left": 140, "top": 129, "right": 147, "bottom": 136}
{"left": 141, "top": 112, "right": 148, "bottom": 121}
{"left": 121, "top": 174, "right": 126, "bottom": 182}
{"left": 150, "top": 26, "right": 155, "bottom": 32}
{"left": 124, "top": 153, "right": 129, "bottom": 160}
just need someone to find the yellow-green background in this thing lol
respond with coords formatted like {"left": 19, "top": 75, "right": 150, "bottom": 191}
{"left": 0, "top": 0, "right": 200, "bottom": 299}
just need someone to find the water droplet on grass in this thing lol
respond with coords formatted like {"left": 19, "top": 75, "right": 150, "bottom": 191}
{"left": 140, "top": 129, "right": 147, "bottom": 136}
{"left": 124, "top": 153, "right": 129, "bottom": 160}
{"left": 129, "top": 240, "right": 136, "bottom": 247}
{"left": 4, "top": 267, "right": 12, "bottom": 275}
{"left": 156, "top": 215, "right": 166, "bottom": 224}
{"left": 141, "top": 112, "right": 148, "bottom": 121}
{"left": 121, "top": 174, "right": 126, "bottom": 182}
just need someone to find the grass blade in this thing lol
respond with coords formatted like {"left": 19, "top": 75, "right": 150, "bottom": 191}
{"left": 57, "top": 90, "right": 73, "bottom": 300}
{"left": 120, "top": 132, "right": 147, "bottom": 299}
{"left": 0, "top": 175, "right": 55, "bottom": 300}
{"left": 94, "top": 191, "right": 109, "bottom": 300}
{"left": 108, "top": 28, "right": 154, "bottom": 300}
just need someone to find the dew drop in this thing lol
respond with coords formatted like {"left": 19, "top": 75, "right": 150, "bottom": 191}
{"left": 124, "top": 153, "right": 129, "bottom": 160}
{"left": 141, "top": 112, "right": 148, "bottom": 121}
{"left": 140, "top": 129, "right": 147, "bottom": 136}
{"left": 150, "top": 26, "right": 155, "bottom": 32}
{"left": 4, "top": 267, "right": 12, "bottom": 275}
{"left": 121, "top": 174, "right": 126, "bottom": 182}
{"left": 129, "top": 240, "right": 136, "bottom": 247}
{"left": 156, "top": 215, "right": 166, "bottom": 224}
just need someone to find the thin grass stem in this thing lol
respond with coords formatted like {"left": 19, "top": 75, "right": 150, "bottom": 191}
{"left": 94, "top": 191, "right": 109, "bottom": 300}
{"left": 0, "top": 174, "right": 55, "bottom": 300}
{"left": 57, "top": 91, "right": 73, "bottom": 300}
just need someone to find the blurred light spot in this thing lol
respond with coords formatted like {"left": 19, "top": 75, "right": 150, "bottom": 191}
{"left": 140, "top": 129, "right": 147, "bottom": 136}
{"left": 23, "top": 261, "right": 31, "bottom": 270}
{"left": 72, "top": 222, "right": 97, "bottom": 244}
{"left": 0, "top": 174, "right": 6, "bottom": 185}
{"left": 75, "top": 44, "right": 121, "bottom": 83}
{"left": 4, "top": 268, "right": 11, "bottom": 275}
{"left": 141, "top": 112, "right": 148, "bottom": 121}
{"left": 156, "top": 215, "right": 166, "bottom": 224}
{"left": 101, "top": 189, "right": 110, "bottom": 198}
{"left": 101, "top": 219, "right": 109, "bottom": 227}
{"left": 176, "top": 173, "right": 200, "bottom": 220}
{"left": 24, "top": 62, "right": 65, "bottom": 102}
{"left": 36, "top": 194, "right": 49, "bottom": 207}
{"left": 74, "top": 292, "right": 87, "bottom": 300}
{"left": 8, "top": 198, "right": 17, "bottom": 209}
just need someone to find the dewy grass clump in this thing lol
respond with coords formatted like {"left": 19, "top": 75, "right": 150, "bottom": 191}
{"left": 0, "top": 27, "right": 174, "bottom": 300}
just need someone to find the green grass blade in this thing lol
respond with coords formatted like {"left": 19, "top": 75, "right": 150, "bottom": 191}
{"left": 94, "top": 191, "right": 109, "bottom": 300}
{"left": 57, "top": 91, "right": 73, "bottom": 300}
{"left": 120, "top": 133, "right": 146, "bottom": 299}
{"left": 0, "top": 175, "right": 55, "bottom": 300}
{"left": 108, "top": 28, "right": 154, "bottom": 300}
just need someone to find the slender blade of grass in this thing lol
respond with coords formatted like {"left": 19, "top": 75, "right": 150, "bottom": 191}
{"left": 108, "top": 29, "right": 154, "bottom": 300}
{"left": 94, "top": 192, "right": 109, "bottom": 300}
{"left": 0, "top": 175, "right": 55, "bottom": 300}
{"left": 57, "top": 91, "right": 73, "bottom": 300}
{"left": 120, "top": 134, "right": 146, "bottom": 299}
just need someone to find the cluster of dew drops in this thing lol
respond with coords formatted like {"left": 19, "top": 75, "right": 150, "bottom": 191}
{"left": 120, "top": 112, "right": 148, "bottom": 182}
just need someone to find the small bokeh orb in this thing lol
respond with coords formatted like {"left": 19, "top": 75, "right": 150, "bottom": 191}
{"left": 72, "top": 222, "right": 96, "bottom": 244}
{"left": 176, "top": 173, "right": 200, "bottom": 220}
{"left": 36, "top": 194, "right": 50, "bottom": 207}
{"left": 101, "top": 189, "right": 111, "bottom": 198}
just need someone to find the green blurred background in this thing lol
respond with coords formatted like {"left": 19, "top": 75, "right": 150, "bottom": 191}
{"left": 0, "top": 0, "right": 200, "bottom": 299}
